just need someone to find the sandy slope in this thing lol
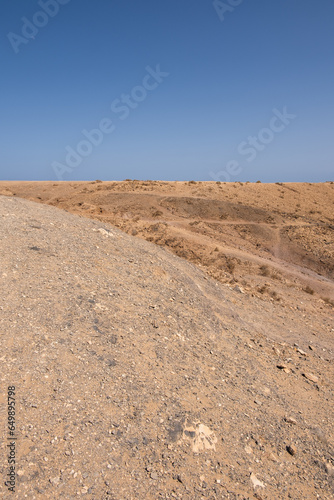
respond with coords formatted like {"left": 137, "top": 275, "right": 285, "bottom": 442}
{"left": 0, "top": 194, "right": 333, "bottom": 499}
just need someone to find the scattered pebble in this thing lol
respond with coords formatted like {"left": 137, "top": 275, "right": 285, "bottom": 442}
{"left": 250, "top": 472, "right": 264, "bottom": 489}
{"left": 302, "top": 372, "right": 319, "bottom": 383}
{"left": 50, "top": 477, "right": 61, "bottom": 486}
{"left": 284, "top": 416, "right": 297, "bottom": 425}
{"left": 286, "top": 444, "right": 297, "bottom": 456}
{"left": 277, "top": 363, "right": 291, "bottom": 373}
{"left": 325, "top": 462, "right": 334, "bottom": 475}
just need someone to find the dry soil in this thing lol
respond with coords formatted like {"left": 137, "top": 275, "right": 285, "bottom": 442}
{"left": 0, "top": 182, "right": 333, "bottom": 499}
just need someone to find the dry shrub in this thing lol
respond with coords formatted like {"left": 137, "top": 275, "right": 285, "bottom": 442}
{"left": 226, "top": 257, "right": 236, "bottom": 273}
{"left": 270, "top": 290, "right": 280, "bottom": 301}
{"left": 259, "top": 265, "right": 270, "bottom": 276}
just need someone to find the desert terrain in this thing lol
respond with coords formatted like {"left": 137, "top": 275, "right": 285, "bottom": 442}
{"left": 0, "top": 181, "right": 333, "bottom": 499}
{"left": 1, "top": 180, "right": 333, "bottom": 307}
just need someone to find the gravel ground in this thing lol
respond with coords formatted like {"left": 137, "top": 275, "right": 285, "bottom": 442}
{"left": 0, "top": 196, "right": 333, "bottom": 499}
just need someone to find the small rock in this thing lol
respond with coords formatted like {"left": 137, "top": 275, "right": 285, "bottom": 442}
{"left": 297, "top": 348, "right": 307, "bottom": 356}
{"left": 268, "top": 452, "right": 279, "bottom": 462}
{"left": 150, "top": 472, "right": 159, "bottom": 480}
{"left": 96, "top": 228, "right": 114, "bottom": 238}
{"left": 250, "top": 472, "right": 264, "bottom": 489}
{"left": 106, "top": 358, "right": 116, "bottom": 367}
{"left": 50, "top": 477, "right": 61, "bottom": 486}
{"left": 302, "top": 372, "right": 319, "bottom": 383}
{"left": 325, "top": 462, "right": 334, "bottom": 475}
{"left": 245, "top": 445, "right": 253, "bottom": 454}
{"left": 286, "top": 444, "right": 297, "bottom": 456}
{"left": 277, "top": 363, "right": 287, "bottom": 370}
{"left": 284, "top": 416, "right": 297, "bottom": 425}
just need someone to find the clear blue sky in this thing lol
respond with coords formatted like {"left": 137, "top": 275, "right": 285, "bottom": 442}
{"left": 1, "top": 0, "right": 333, "bottom": 182}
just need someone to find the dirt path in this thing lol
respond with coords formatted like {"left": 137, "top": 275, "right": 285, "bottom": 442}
{"left": 151, "top": 219, "right": 334, "bottom": 295}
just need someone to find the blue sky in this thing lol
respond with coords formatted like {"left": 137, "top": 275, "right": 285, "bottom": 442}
{"left": 1, "top": 0, "right": 333, "bottom": 182}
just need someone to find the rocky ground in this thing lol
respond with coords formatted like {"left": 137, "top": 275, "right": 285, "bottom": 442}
{"left": 0, "top": 184, "right": 333, "bottom": 499}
